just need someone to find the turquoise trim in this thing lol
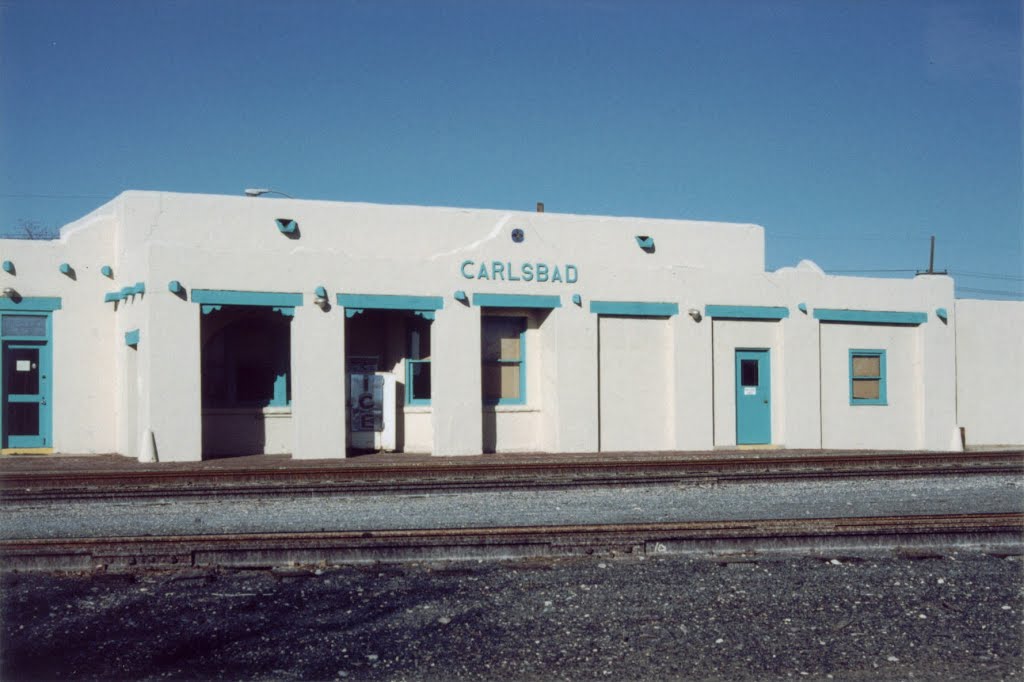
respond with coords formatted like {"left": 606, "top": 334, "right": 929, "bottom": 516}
{"left": 314, "top": 286, "right": 327, "bottom": 299}
{"left": 276, "top": 218, "right": 298, "bottom": 234}
{"left": 454, "top": 290, "right": 468, "bottom": 302}
{"left": 472, "top": 293, "right": 561, "bottom": 309}
{"left": 101, "top": 265, "right": 113, "bottom": 278}
{"left": 168, "top": 280, "right": 184, "bottom": 295}
{"left": 589, "top": 300, "right": 679, "bottom": 317}
{"left": 59, "top": 263, "right": 72, "bottom": 275}
{"left": 336, "top": 293, "right": 444, "bottom": 312}
{"left": 1, "top": 261, "right": 12, "bottom": 274}
{"left": 405, "top": 359, "right": 431, "bottom": 406}
{"left": 814, "top": 308, "right": 927, "bottom": 325}
{"left": 104, "top": 292, "right": 120, "bottom": 303}
{"left": 635, "top": 235, "right": 655, "bottom": 250}
{"left": 125, "top": 329, "right": 139, "bottom": 347}
{"left": 191, "top": 289, "right": 303, "bottom": 308}
{"left": 935, "top": 307, "right": 948, "bottom": 322}
{"left": 0, "top": 297, "right": 62, "bottom": 312}
{"left": 849, "top": 349, "right": 887, "bottom": 406}
{"left": 572, "top": 293, "right": 582, "bottom": 306}
{"left": 705, "top": 305, "right": 789, "bottom": 320}
{"left": 1, "top": 312, "right": 54, "bottom": 448}
{"left": 797, "top": 302, "right": 808, "bottom": 314}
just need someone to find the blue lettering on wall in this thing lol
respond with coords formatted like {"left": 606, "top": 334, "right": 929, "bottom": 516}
{"left": 458, "top": 260, "right": 579, "bottom": 284}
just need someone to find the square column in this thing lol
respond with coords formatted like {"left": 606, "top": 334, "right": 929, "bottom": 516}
{"left": 291, "top": 303, "right": 347, "bottom": 459}
{"left": 142, "top": 291, "right": 202, "bottom": 462}
{"left": 431, "top": 301, "right": 482, "bottom": 456}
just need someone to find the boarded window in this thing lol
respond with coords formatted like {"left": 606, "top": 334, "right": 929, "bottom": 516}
{"left": 850, "top": 350, "right": 886, "bottom": 405}
{"left": 482, "top": 317, "right": 526, "bottom": 403}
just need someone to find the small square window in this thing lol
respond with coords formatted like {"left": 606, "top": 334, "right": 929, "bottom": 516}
{"left": 849, "top": 349, "right": 886, "bottom": 406}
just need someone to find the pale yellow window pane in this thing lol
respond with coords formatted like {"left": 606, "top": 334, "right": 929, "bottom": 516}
{"left": 852, "top": 379, "right": 880, "bottom": 400}
{"left": 852, "top": 356, "right": 880, "bottom": 377}
{"left": 500, "top": 335, "right": 521, "bottom": 361}
{"left": 500, "top": 364, "right": 521, "bottom": 399}
{"left": 483, "top": 363, "right": 521, "bottom": 401}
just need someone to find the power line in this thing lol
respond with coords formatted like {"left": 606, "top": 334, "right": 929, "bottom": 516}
{"left": 950, "top": 270, "right": 1024, "bottom": 282}
{"left": 826, "top": 269, "right": 918, "bottom": 274}
{"left": 956, "top": 286, "right": 1024, "bottom": 297}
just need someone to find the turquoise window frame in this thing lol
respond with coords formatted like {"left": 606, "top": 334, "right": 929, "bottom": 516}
{"left": 404, "top": 317, "right": 432, "bottom": 407}
{"left": 849, "top": 349, "right": 887, "bottom": 406}
{"left": 405, "top": 360, "right": 431, "bottom": 406}
{"left": 482, "top": 316, "right": 527, "bottom": 406}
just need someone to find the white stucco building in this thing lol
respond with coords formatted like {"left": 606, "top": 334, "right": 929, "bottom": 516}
{"left": 1, "top": 191, "right": 1021, "bottom": 460}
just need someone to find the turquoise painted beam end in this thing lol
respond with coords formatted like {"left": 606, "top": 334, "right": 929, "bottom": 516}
{"left": 635, "top": 235, "right": 655, "bottom": 251}
{"left": 124, "top": 329, "right": 140, "bottom": 346}
{"left": 314, "top": 286, "right": 328, "bottom": 299}
{"left": 936, "top": 307, "right": 948, "bottom": 323}
{"left": 454, "top": 290, "right": 468, "bottom": 302}
{"left": 797, "top": 302, "right": 808, "bottom": 314}
{"left": 276, "top": 218, "right": 298, "bottom": 234}
{"left": 572, "top": 293, "right": 582, "bottom": 306}
{"left": 101, "top": 265, "right": 114, "bottom": 278}
{"left": 2, "top": 260, "right": 14, "bottom": 274}
{"left": 168, "top": 280, "right": 184, "bottom": 295}
{"left": 59, "top": 263, "right": 72, "bottom": 275}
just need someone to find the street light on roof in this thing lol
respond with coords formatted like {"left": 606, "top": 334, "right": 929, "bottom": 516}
{"left": 244, "top": 188, "right": 294, "bottom": 199}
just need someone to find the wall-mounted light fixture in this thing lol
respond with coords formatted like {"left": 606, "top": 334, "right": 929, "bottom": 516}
{"left": 687, "top": 308, "right": 702, "bottom": 322}
{"left": 314, "top": 285, "right": 329, "bottom": 310}
{"left": 2, "top": 287, "right": 18, "bottom": 300}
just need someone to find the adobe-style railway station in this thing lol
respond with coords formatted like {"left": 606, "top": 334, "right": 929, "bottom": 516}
{"left": 1, "top": 191, "right": 1021, "bottom": 461}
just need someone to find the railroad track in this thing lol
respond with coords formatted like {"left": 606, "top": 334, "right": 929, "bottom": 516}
{"left": 2, "top": 451, "right": 1021, "bottom": 502}
{"left": 1, "top": 513, "right": 1021, "bottom": 573}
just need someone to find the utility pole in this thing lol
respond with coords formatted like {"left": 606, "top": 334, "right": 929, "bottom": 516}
{"left": 916, "top": 235, "right": 948, "bottom": 275}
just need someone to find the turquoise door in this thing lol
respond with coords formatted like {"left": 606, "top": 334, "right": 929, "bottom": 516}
{"left": 735, "top": 349, "right": 771, "bottom": 445}
{"left": 2, "top": 341, "right": 52, "bottom": 448}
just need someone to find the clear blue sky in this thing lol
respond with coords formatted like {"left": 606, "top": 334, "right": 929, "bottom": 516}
{"left": 1, "top": 0, "right": 1021, "bottom": 298}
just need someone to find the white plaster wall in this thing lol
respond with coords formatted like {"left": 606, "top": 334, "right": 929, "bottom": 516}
{"left": 598, "top": 316, "right": 674, "bottom": 451}
{"left": 21, "top": 190, "right": 962, "bottom": 458}
{"left": 543, "top": 305, "right": 600, "bottom": 453}
{"left": 430, "top": 302, "right": 482, "bottom": 456}
{"left": 291, "top": 303, "right": 345, "bottom": 459}
{"left": 955, "top": 299, "right": 1024, "bottom": 447}
{"left": 712, "top": 320, "right": 783, "bottom": 447}
{"left": 202, "top": 409, "right": 292, "bottom": 455}
{"left": 1, "top": 205, "right": 118, "bottom": 454}
{"left": 819, "top": 323, "right": 921, "bottom": 450}
{"left": 673, "top": 313, "right": 714, "bottom": 450}
{"left": 402, "top": 409, "right": 433, "bottom": 452}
